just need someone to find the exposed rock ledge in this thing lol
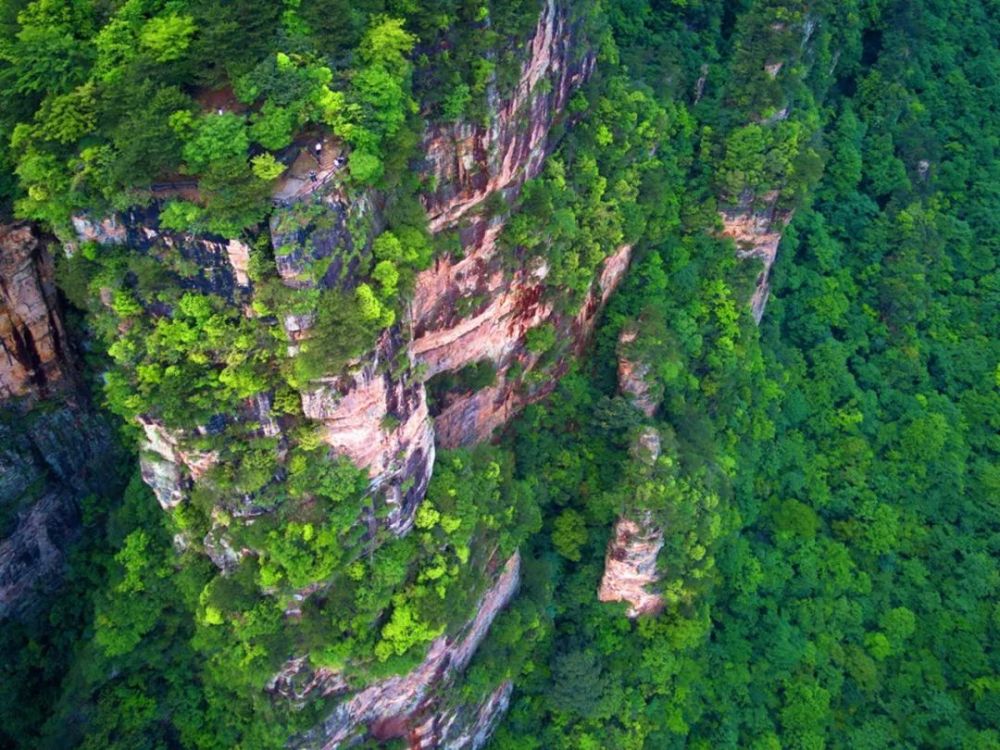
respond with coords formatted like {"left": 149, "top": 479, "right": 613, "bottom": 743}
{"left": 410, "top": 680, "right": 513, "bottom": 750}
{"left": 1, "top": 223, "right": 119, "bottom": 617}
{"left": 415, "top": 241, "right": 633, "bottom": 449}
{"left": 302, "top": 327, "right": 435, "bottom": 535}
{"left": 422, "top": 0, "right": 594, "bottom": 232}
{"left": 413, "top": 0, "right": 606, "bottom": 451}
{"left": 721, "top": 195, "right": 793, "bottom": 323}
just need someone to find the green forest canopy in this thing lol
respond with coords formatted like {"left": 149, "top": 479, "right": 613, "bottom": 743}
{"left": 0, "top": 0, "right": 997, "bottom": 749}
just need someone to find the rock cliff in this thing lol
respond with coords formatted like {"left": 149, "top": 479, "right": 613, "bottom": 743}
{"left": 413, "top": 0, "right": 601, "bottom": 449}
{"left": 719, "top": 14, "right": 837, "bottom": 322}
{"left": 616, "top": 325, "right": 660, "bottom": 418}
{"left": 71, "top": 209, "right": 254, "bottom": 299}
{"left": 66, "top": 1, "right": 622, "bottom": 745}
{"left": 414, "top": 240, "right": 631, "bottom": 448}
{"left": 597, "top": 513, "right": 665, "bottom": 618}
{"left": 285, "top": 3, "right": 613, "bottom": 739}
{"left": 301, "top": 326, "right": 435, "bottom": 535}
{"left": 0, "top": 223, "right": 71, "bottom": 400}
{"left": 597, "top": 516, "right": 663, "bottom": 617}
{"left": 0, "top": 223, "right": 119, "bottom": 617}
{"left": 408, "top": 681, "right": 513, "bottom": 750}
{"left": 423, "top": 0, "right": 593, "bottom": 231}
{"left": 80, "top": 0, "right": 608, "bottom": 535}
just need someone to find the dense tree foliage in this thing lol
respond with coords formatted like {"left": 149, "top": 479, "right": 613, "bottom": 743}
{"left": 475, "top": 1, "right": 1000, "bottom": 749}
{"left": 1, "top": 0, "right": 997, "bottom": 749}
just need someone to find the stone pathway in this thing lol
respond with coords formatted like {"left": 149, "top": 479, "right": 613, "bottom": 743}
{"left": 273, "top": 136, "right": 346, "bottom": 204}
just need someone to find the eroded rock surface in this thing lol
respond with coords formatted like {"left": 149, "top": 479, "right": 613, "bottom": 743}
{"left": 416, "top": 242, "right": 632, "bottom": 449}
{"left": 65, "top": 3, "right": 619, "bottom": 746}
{"left": 302, "top": 327, "right": 435, "bottom": 535}
{"left": 411, "top": 0, "right": 612, "bottom": 450}
{"left": 72, "top": 207, "right": 253, "bottom": 298}
{"left": 423, "top": 0, "right": 594, "bottom": 232}
{"left": 409, "top": 681, "right": 514, "bottom": 750}
{"left": 597, "top": 514, "right": 665, "bottom": 618}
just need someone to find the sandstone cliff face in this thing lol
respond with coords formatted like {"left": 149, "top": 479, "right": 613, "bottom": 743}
{"left": 72, "top": 209, "right": 254, "bottom": 298}
{"left": 414, "top": 240, "right": 631, "bottom": 448}
{"left": 0, "top": 223, "right": 70, "bottom": 400}
{"left": 597, "top": 513, "right": 665, "bottom": 618}
{"left": 409, "top": 681, "right": 513, "bottom": 750}
{"left": 0, "top": 408, "right": 117, "bottom": 617}
{"left": 231, "top": 0, "right": 609, "bottom": 526}
{"left": 271, "top": 187, "right": 377, "bottom": 291}
{"left": 70, "top": 212, "right": 265, "bottom": 519}
{"left": 0, "top": 223, "right": 118, "bottom": 617}
{"left": 422, "top": 0, "right": 594, "bottom": 232}
{"left": 278, "top": 7, "right": 610, "bottom": 739}
{"left": 292, "top": 552, "right": 520, "bottom": 749}
{"left": 719, "top": 15, "right": 837, "bottom": 323}
{"left": 81, "top": 0, "right": 608, "bottom": 538}
{"left": 301, "top": 326, "right": 434, "bottom": 535}
{"left": 413, "top": 0, "right": 604, "bottom": 449}
{"left": 721, "top": 194, "right": 792, "bottom": 324}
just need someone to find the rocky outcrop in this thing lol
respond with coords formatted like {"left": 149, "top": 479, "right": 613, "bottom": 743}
{"left": 721, "top": 194, "right": 793, "bottom": 323}
{"left": 78, "top": 0, "right": 607, "bottom": 537}
{"left": 0, "top": 483, "right": 81, "bottom": 615}
{"left": 414, "top": 241, "right": 631, "bottom": 448}
{"left": 65, "top": 2, "right": 615, "bottom": 746}
{"left": 234, "top": 5, "right": 603, "bottom": 739}
{"left": 0, "top": 223, "right": 70, "bottom": 400}
{"left": 0, "top": 408, "right": 117, "bottom": 617}
{"left": 72, "top": 208, "right": 253, "bottom": 299}
{"left": 292, "top": 552, "right": 521, "bottom": 749}
{"left": 0, "top": 223, "right": 120, "bottom": 617}
{"left": 137, "top": 415, "right": 218, "bottom": 511}
{"left": 598, "top": 427, "right": 664, "bottom": 618}
{"left": 411, "top": 0, "right": 610, "bottom": 449}
{"left": 616, "top": 326, "right": 659, "bottom": 417}
{"left": 720, "top": 12, "right": 840, "bottom": 322}
{"left": 270, "top": 188, "right": 376, "bottom": 291}
{"left": 597, "top": 513, "right": 665, "bottom": 618}
{"left": 267, "top": 656, "right": 348, "bottom": 708}
{"left": 283, "top": 0, "right": 607, "bottom": 517}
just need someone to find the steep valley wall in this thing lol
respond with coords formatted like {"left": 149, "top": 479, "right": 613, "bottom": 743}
{"left": 0, "top": 223, "right": 119, "bottom": 618}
